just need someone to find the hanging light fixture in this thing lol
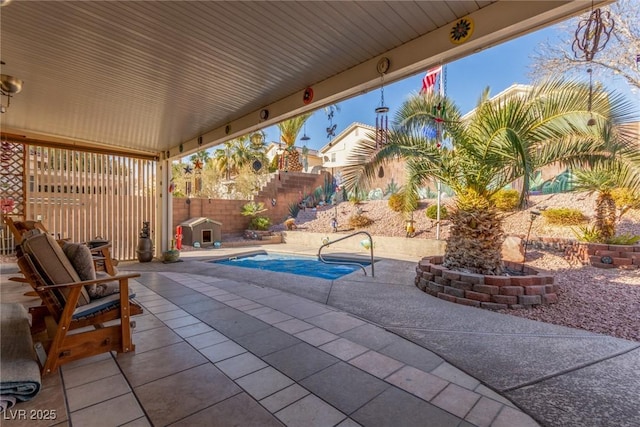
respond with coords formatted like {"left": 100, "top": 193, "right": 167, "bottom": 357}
{"left": 0, "top": 62, "right": 24, "bottom": 113}
{"left": 375, "top": 58, "right": 390, "bottom": 149}
{"left": 300, "top": 123, "right": 310, "bottom": 142}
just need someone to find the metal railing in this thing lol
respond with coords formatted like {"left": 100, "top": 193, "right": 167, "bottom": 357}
{"left": 317, "top": 231, "right": 374, "bottom": 277}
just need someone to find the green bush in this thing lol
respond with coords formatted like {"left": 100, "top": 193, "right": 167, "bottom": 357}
{"left": 249, "top": 216, "right": 271, "bottom": 231}
{"left": 348, "top": 214, "right": 374, "bottom": 228}
{"left": 542, "top": 208, "right": 586, "bottom": 225}
{"left": 491, "top": 189, "right": 520, "bottom": 211}
{"left": 425, "top": 205, "right": 448, "bottom": 220}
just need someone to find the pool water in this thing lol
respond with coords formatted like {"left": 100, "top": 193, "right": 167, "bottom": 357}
{"left": 210, "top": 253, "right": 370, "bottom": 280}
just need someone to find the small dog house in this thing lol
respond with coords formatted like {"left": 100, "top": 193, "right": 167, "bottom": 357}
{"left": 180, "top": 217, "right": 221, "bottom": 248}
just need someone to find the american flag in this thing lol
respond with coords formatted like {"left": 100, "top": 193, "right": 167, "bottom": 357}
{"left": 421, "top": 66, "right": 442, "bottom": 94}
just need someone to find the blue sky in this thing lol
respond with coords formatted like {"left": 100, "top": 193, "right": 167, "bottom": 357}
{"left": 261, "top": 28, "right": 553, "bottom": 151}
{"left": 259, "top": 23, "right": 634, "bottom": 152}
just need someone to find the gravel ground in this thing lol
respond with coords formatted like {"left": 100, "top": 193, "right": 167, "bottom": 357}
{"left": 280, "top": 192, "right": 640, "bottom": 342}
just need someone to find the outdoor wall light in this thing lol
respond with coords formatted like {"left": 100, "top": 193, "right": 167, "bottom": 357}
{"left": 1, "top": 72, "right": 23, "bottom": 113}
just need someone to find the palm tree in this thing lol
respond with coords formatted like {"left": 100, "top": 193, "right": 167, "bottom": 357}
{"left": 342, "top": 79, "right": 639, "bottom": 275}
{"left": 189, "top": 150, "right": 211, "bottom": 165}
{"left": 572, "top": 157, "right": 640, "bottom": 242}
{"left": 213, "top": 141, "right": 236, "bottom": 180}
{"left": 277, "top": 113, "right": 312, "bottom": 172}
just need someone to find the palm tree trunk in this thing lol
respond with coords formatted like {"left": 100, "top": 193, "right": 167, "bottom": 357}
{"left": 444, "top": 205, "right": 505, "bottom": 275}
{"left": 595, "top": 192, "right": 617, "bottom": 241}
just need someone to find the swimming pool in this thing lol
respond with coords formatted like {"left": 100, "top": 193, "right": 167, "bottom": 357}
{"left": 210, "top": 252, "right": 371, "bottom": 280}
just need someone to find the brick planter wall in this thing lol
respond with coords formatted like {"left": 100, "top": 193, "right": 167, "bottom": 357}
{"left": 566, "top": 242, "right": 640, "bottom": 269}
{"left": 414, "top": 256, "right": 557, "bottom": 310}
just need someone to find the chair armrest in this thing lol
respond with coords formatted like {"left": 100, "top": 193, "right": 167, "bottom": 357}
{"left": 87, "top": 242, "right": 112, "bottom": 251}
{"left": 34, "top": 273, "right": 140, "bottom": 291}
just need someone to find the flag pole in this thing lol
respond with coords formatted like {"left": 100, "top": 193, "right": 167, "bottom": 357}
{"left": 435, "top": 65, "right": 444, "bottom": 240}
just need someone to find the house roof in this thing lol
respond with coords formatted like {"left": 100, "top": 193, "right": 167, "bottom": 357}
{"left": 319, "top": 123, "right": 375, "bottom": 154}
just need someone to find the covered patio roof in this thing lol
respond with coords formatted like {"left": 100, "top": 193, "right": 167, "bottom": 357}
{"left": 0, "top": 1, "right": 607, "bottom": 160}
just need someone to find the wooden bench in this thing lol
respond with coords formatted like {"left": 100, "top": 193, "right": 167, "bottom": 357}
{"left": 15, "top": 231, "right": 143, "bottom": 376}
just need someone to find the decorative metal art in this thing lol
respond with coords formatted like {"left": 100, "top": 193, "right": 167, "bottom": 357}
{"left": 303, "top": 87, "right": 314, "bottom": 105}
{"left": 193, "top": 158, "right": 203, "bottom": 192}
{"left": 572, "top": 6, "right": 614, "bottom": 61}
{"left": 449, "top": 17, "right": 474, "bottom": 45}
{"left": 326, "top": 109, "right": 337, "bottom": 140}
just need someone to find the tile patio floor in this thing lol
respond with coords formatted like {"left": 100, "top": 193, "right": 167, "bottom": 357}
{"left": 1, "top": 265, "right": 540, "bottom": 427}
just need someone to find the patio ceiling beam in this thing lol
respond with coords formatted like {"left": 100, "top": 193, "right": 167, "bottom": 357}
{"left": 1, "top": 132, "right": 159, "bottom": 161}
{"left": 169, "top": 0, "right": 611, "bottom": 161}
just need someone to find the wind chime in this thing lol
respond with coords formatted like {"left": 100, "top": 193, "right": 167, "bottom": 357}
{"left": 301, "top": 123, "right": 310, "bottom": 172}
{"left": 193, "top": 158, "right": 203, "bottom": 193}
{"left": 571, "top": 1, "right": 614, "bottom": 126}
{"left": 432, "top": 102, "right": 446, "bottom": 148}
{"left": 375, "top": 59, "right": 390, "bottom": 149}
{"left": 183, "top": 163, "right": 193, "bottom": 196}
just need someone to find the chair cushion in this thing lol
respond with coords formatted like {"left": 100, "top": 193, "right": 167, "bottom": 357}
{"left": 72, "top": 290, "right": 137, "bottom": 319}
{"left": 21, "top": 233, "right": 91, "bottom": 306}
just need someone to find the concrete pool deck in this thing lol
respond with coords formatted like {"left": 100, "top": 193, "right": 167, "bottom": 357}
{"left": 2, "top": 242, "right": 638, "bottom": 426}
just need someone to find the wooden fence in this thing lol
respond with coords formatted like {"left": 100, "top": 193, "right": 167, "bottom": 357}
{"left": 2, "top": 144, "right": 156, "bottom": 261}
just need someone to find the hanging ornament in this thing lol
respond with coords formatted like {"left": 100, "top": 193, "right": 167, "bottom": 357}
{"left": 572, "top": 4, "right": 614, "bottom": 61}
{"left": 375, "top": 58, "right": 390, "bottom": 149}
{"left": 432, "top": 102, "right": 446, "bottom": 147}
{"left": 326, "top": 109, "right": 337, "bottom": 139}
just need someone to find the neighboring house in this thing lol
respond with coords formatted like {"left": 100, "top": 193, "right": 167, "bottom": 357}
{"left": 318, "top": 122, "right": 413, "bottom": 194}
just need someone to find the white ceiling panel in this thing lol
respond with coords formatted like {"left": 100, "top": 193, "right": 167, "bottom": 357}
{"left": 0, "top": 1, "right": 600, "bottom": 158}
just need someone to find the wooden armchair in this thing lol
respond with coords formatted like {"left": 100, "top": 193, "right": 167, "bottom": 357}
{"left": 16, "top": 231, "right": 143, "bottom": 376}
{"left": 3, "top": 215, "right": 118, "bottom": 276}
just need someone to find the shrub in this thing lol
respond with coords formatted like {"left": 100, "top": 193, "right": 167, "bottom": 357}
{"left": 388, "top": 194, "right": 404, "bottom": 212}
{"left": 606, "top": 234, "right": 640, "bottom": 245}
{"left": 348, "top": 214, "right": 373, "bottom": 228}
{"left": 573, "top": 225, "right": 603, "bottom": 243}
{"left": 288, "top": 202, "right": 300, "bottom": 219}
{"left": 249, "top": 216, "right": 271, "bottom": 231}
{"left": 388, "top": 191, "right": 417, "bottom": 213}
{"left": 241, "top": 201, "right": 267, "bottom": 217}
{"left": 425, "top": 205, "right": 448, "bottom": 220}
{"left": 491, "top": 189, "right": 520, "bottom": 211}
{"left": 611, "top": 188, "right": 640, "bottom": 210}
{"left": 542, "top": 208, "right": 586, "bottom": 225}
